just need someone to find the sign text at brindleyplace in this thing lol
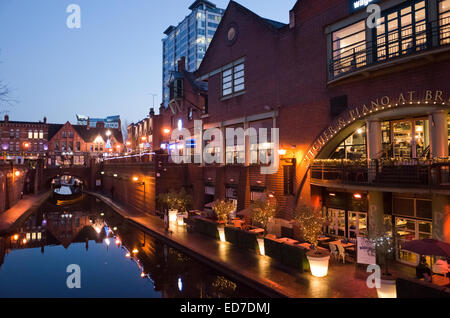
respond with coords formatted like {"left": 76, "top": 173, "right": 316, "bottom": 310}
{"left": 304, "top": 89, "right": 450, "bottom": 164}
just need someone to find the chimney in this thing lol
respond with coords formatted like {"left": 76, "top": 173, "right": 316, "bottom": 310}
{"left": 150, "top": 108, "right": 155, "bottom": 117}
{"left": 177, "top": 57, "right": 186, "bottom": 72}
{"left": 43, "top": 117, "right": 47, "bottom": 124}
{"left": 4, "top": 114, "right": 9, "bottom": 123}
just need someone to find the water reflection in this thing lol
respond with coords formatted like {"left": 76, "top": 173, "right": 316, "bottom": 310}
{"left": 0, "top": 196, "right": 262, "bottom": 298}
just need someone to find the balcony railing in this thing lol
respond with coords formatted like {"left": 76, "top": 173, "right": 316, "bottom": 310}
{"left": 330, "top": 17, "right": 450, "bottom": 80}
{"left": 310, "top": 159, "right": 450, "bottom": 189}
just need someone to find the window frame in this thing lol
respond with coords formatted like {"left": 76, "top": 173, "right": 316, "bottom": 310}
{"left": 374, "top": 0, "right": 428, "bottom": 62}
{"left": 221, "top": 63, "right": 245, "bottom": 98}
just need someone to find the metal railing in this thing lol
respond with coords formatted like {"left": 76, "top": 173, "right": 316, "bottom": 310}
{"left": 311, "top": 158, "right": 450, "bottom": 189}
{"left": 330, "top": 17, "right": 450, "bottom": 79}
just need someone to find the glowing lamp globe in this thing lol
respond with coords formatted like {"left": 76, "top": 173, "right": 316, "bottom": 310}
{"left": 257, "top": 237, "right": 265, "bottom": 256}
{"left": 307, "top": 250, "right": 330, "bottom": 278}
{"left": 217, "top": 225, "right": 226, "bottom": 242}
{"left": 177, "top": 214, "right": 185, "bottom": 226}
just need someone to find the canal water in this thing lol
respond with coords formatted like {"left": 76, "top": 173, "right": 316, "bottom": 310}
{"left": 0, "top": 195, "right": 263, "bottom": 298}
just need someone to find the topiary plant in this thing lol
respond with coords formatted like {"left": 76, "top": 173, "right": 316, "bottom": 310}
{"left": 294, "top": 205, "right": 325, "bottom": 247}
{"left": 250, "top": 198, "right": 277, "bottom": 231}
{"left": 212, "top": 199, "right": 235, "bottom": 224}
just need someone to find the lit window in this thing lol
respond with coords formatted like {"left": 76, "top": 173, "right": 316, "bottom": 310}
{"left": 440, "top": 0, "right": 450, "bottom": 44}
{"left": 222, "top": 63, "right": 245, "bottom": 97}
{"left": 39, "top": 130, "right": 43, "bottom": 139}
{"left": 28, "top": 131, "right": 33, "bottom": 139}
{"left": 330, "top": 126, "right": 367, "bottom": 160}
{"left": 332, "top": 20, "right": 366, "bottom": 77}
{"left": 33, "top": 131, "right": 38, "bottom": 139}
{"left": 376, "top": 1, "right": 427, "bottom": 61}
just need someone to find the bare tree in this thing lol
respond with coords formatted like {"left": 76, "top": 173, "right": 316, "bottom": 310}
{"left": 0, "top": 80, "right": 11, "bottom": 102}
{"left": 0, "top": 51, "right": 16, "bottom": 112}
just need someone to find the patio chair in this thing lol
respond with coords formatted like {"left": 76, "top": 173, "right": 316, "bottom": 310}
{"left": 329, "top": 243, "right": 339, "bottom": 261}
{"left": 337, "top": 244, "right": 347, "bottom": 264}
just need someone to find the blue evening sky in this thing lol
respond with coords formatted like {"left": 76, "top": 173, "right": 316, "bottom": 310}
{"left": 0, "top": 0, "right": 296, "bottom": 126}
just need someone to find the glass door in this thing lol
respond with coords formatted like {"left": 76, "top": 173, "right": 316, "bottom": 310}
{"left": 327, "top": 208, "right": 346, "bottom": 237}
{"left": 395, "top": 217, "right": 432, "bottom": 265}
{"left": 414, "top": 119, "right": 430, "bottom": 158}
{"left": 392, "top": 118, "right": 429, "bottom": 159}
{"left": 348, "top": 211, "right": 368, "bottom": 238}
{"left": 393, "top": 121, "right": 412, "bottom": 158}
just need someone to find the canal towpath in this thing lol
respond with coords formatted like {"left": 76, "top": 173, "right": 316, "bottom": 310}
{"left": 0, "top": 190, "right": 52, "bottom": 234}
{"left": 87, "top": 191, "right": 385, "bottom": 298}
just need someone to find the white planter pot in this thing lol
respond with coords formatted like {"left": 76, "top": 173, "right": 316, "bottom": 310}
{"left": 256, "top": 237, "right": 265, "bottom": 256}
{"left": 177, "top": 214, "right": 185, "bottom": 226}
{"left": 376, "top": 278, "right": 397, "bottom": 298}
{"left": 168, "top": 209, "right": 178, "bottom": 223}
{"left": 307, "top": 250, "right": 330, "bottom": 278}
{"left": 217, "top": 225, "right": 226, "bottom": 242}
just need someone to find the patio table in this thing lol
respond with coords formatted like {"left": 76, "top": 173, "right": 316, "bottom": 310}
{"left": 297, "top": 243, "right": 328, "bottom": 252}
{"left": 317, "top": 236, "right": 331, "bottom": 241}
{"left": 248, "top": 228, "right": 264, "bottom": 234}
{"left": 280, "top": 238, "right": 299, "bottom": 245}
{"left": 330, "top": 240, "right": 355, "bottom": 249}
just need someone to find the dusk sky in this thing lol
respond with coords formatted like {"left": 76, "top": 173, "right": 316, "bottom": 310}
{"left": 0, "top": 0, "right": 296, "bottom": 126}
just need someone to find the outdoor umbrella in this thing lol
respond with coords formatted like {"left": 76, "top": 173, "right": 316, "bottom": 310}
{"left": 401, "top": 239, "right": 450, "bottom": 257}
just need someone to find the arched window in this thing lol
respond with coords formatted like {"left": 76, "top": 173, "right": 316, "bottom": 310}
{"left": 330, "top": 126, "right": 367, "bottom": 160}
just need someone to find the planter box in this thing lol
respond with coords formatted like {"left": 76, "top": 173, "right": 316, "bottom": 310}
{"left": 224, "top": 226, "right": 259, "bottom": 252}
{"left": 264, "top": 237, "right": 309, "bottom": 272}
{"left": 193, "top": 217, "right": 219, "bottom": 239}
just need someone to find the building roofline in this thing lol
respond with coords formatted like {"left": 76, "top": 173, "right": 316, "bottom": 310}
{"left": 188, "top": 0, "right": 217, "bottom": 11}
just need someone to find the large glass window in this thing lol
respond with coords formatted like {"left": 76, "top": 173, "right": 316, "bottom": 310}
{"left": 332, "top": 20, "right": 366, "bottom": 76}
{"left": 396, "top": 217, "right": 432, "bottom": 265}
{"left": 376, "top": 1, "right": 427, "bottom": 61}
{"left": 330, "top": 126, "right": 367, "bottom": 160}
{"left": 327, "top": 208, "right": 346, "bottom": 237}
{"left": 348, "top": 211, "right": 368, "bottom": 238}
{"left": 222, "top": 63, "right": 245, "bottom": 97}
{"left": 392, "top": 119, "right": 430, "bottom": 159}
{"left": 440, "top": 0, "right": 450, "bottom": 44}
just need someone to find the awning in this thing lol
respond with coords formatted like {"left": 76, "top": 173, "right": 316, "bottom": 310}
{"left": 237, "top": 207, "right": 252, "bottom": 217}
{"left": 204, "top": 202, "right": 214, "bottom": 208}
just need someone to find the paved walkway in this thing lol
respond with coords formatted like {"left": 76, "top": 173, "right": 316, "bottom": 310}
{"left": 0, "top": 191, "right": 52, "bottom": 234}
{"left": 88, "top": 191, "right": 415, "bottom": 298}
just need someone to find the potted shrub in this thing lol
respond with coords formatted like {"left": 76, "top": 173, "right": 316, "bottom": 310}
{"left": 159, "top": 189, "right": 192, "bottom": 223}
{"left": 368, "top": 216, "right": 397, "bottom": 298}
{"left": 294, "top": 205, "right": 330, "bottom": 277}
{"left": 212, "top": 199, "right": 235, "bottom": 242}
{"left": 249, "top": 198, "right": 277, "bottom": 232}
{"left": 249, "top": 198, "right": 277, "bottom": 255}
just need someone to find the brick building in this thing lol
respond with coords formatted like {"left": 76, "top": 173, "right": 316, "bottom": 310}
{"left": 142, "top": 0, "right": 450, "bottom": 267}
{"left": 0, "top": 115, "right": 49, "bottom": 162}
{"left": 48, "top": 121, "right": 123, "bottom": 166}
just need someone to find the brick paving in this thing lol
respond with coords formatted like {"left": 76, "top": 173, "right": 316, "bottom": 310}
{"left": 0, "top": 191, "right": 52, "bottom": 234}
{"left": 88, "top": 191, "right": 416, "bottom": 298}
